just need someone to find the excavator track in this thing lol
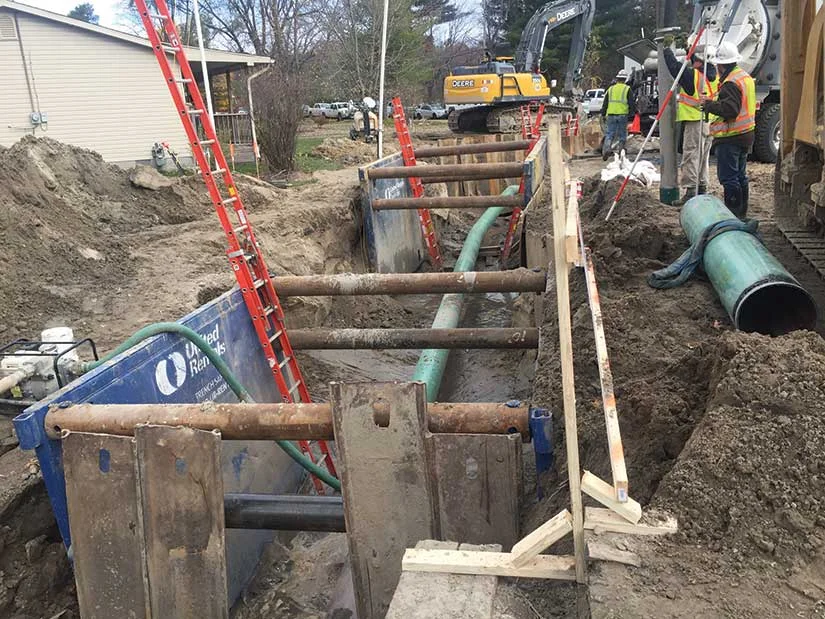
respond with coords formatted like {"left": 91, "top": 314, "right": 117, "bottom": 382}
{"left": 776, "top": 218, "right": 825, "bottom": 281}
{"left": 449, "top": 103, "right": 577, "bottom": 134}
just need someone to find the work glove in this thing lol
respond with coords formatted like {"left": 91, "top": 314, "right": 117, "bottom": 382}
{"left": 662, "top": 35, "right": 674, "bottom": 48}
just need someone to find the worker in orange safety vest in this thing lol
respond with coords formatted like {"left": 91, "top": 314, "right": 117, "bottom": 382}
{"left": 701, "top": 41, "right": 756, "bottom": 219}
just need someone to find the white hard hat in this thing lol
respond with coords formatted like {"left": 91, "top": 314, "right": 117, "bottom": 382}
{"left": 616, "top": 69, "right": 629, "bottom": 80}
{"left": 710, "top": 41, "right": 742, "bottom": 65}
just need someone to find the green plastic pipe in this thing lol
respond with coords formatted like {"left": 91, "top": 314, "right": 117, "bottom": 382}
{"left": 680, "top": 195, "right": 817, "bottom": 335}
{"left": 82, "top": 322, "right": 341, "bottom": 491}
{"left": 413, "top": 185, "right": 521, "bottom": 401}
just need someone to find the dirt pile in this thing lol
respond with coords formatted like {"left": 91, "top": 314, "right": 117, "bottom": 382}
{"left": 312, "top": 137, "right": 397, "bottom": 166}
{"left": 0, "top": 136, "right": 212, "bottom": 336}
{"left": 655, "top": 330, "right": 825, "bottom": 567}
{"left": 531, "top": 176, "right": 726, "bottom": 516}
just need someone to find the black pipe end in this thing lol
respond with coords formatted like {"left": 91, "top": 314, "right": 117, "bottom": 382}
{"left": 735, "top": 281, "right": 818, "bottom": 336}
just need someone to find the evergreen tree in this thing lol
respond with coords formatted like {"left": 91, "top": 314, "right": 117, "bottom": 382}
{"left": 68, "top": 2, "right": 99, "bottom": 23}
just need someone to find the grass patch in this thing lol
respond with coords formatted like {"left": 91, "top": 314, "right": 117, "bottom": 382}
{"left": 295, "top": 137, "right": 342, "bottom": 174}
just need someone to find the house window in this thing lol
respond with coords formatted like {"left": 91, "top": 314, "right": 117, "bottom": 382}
{"left": 0, "top": 15, "right": 17, "bottom": 40}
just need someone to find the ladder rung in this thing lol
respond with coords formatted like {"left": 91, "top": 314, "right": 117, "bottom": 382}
{"left": 200, "top": 139, "right": 216, "bottom": 146}
{"left": 269, "top": 329, "right": 284, "bottom": 342}
{"left": 234, "top": 224, "right": 247, "bottom": 234}
{"left": 223, "top": 196, "right": 238, "bottom": 205}
{"left": 254, "top": 278, "right": 267, "bottom": 289}
{"left": 278, "top": 356, "right": 292, "bottom": 369}
{"left": 211, "top": 168, "right": 226, "bottom": 175}
{"left": 187, "top": 109, "right": 204, "bottom": 115}
{"left": 264, "top": 306, "right": 275, "bottom": 316}
{"left": 174, "top": 78, "right": 193, "bottom": 84}
{"left": 162, "top": 45, "right": 181, "bottom": 53}
{"left": 148, "top": 12, "right": 168, "bottom": 20}
{"left": 287, "top": 381, "right": 302, "bottom": 395}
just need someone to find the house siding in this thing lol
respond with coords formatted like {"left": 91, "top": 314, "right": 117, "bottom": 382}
{"left": 0, "top": 8, "right": 189, "bottom": 165}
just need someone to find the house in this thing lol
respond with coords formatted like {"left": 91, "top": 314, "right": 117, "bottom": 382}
{"left": 0, "top": 0, "right": 272, "bottom": 166}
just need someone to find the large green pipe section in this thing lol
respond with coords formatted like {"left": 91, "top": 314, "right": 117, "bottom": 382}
{"left": 413, "top": 185, "right": 521, "bottom": 401}
{"left": 681, "top": 195, "right": 817, "bottom": 336}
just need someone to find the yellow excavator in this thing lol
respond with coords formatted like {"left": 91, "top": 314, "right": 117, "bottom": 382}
{"left": 444, "top": 0, "right": 595, "bottom": 133}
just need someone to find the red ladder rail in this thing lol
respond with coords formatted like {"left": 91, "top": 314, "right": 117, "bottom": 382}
{"left": 390, "top": 97, "right": 443, "bottom": 270}
{"left": 501, "top": 103, "right": 545, "bottom": 263}
{"left": 134, "top": 0, "right": 336, "bottom": 493}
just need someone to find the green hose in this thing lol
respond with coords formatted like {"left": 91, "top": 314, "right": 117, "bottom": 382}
{"left": 413, "top": 185, "right": 521, "bottom": 401}
{"left": 84, "top": 322, "right": 341, "bottom": 491}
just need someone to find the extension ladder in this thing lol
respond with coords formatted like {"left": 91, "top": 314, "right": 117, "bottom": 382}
{"left": 135, "top": 0, "right": 336, "bottom": 494}
{"left": 390, "top": 97, "right": 443, "bottom": 269}
{"left": 501, "top": 103, "right": 546, "bottom": 262}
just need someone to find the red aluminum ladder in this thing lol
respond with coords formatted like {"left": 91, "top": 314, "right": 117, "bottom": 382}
{"left": 134, "top": 0, "right": 336, "bottom": 494}
{"left": 501, "top": 103, "right": 546, "bottom": 263}
{"left": 390, "top": 97, "right": 443, "bottom": 270}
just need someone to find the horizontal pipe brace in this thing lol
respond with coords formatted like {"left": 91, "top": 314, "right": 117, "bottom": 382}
{"left": 414, "top": 140, "right": 531, "bottom": 158}
{"left": 270, "top": 269, "right": 545, "bottom": 296}
{"left": 46, "top": 401, "right": 531, "bottom": 441}
{"left": 372, "top": 194, "right": 524, "bottom": 210}
{"left": 367, "top": 161, "right": 524, "bottom": 180}
{"left": 288, "top": 328, "right": 539, "bottom": 350}
{"left": 224, "top": 493, "right": 345, "bottom": 531}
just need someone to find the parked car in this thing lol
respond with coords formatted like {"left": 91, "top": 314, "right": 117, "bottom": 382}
{"left": 583, "top": 89, "right": 605, "bottom": 116}
{"left": 329, "top": 102, "right": 354, "bottom": 120}
{"left": 310, "top": 103, "right": 331, "bottom": 118}
{"left": 414, "top": 103, "right": 448, "bottom": 120}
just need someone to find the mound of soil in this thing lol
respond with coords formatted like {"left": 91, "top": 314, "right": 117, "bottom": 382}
{"left": 656, "top": 330, "right": 825, "bottom": 568}
{"left": 312, "top": 137, "right": 397, "bottom": 166}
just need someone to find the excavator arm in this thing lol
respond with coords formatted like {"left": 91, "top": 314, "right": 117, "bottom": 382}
{"left": 514, "top": 0, "right": 596, "bottom": 92}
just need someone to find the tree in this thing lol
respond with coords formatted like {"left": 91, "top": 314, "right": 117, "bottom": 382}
{"left": 68, "top": 2, "right": 100, "bottom": 23}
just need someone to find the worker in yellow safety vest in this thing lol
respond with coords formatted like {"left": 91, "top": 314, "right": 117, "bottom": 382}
{"left": 662, "top": 35, "right": 719, "bottom": 205}
{"left": 600, "top": 69, "right": 636, "bottom": 161}
{"left": 701, "top": 41, "right": 756, "bottom": 219}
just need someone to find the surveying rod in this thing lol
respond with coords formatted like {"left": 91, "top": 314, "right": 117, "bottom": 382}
{"left": 604, "top": 25, "right": 707, "bottom": 221}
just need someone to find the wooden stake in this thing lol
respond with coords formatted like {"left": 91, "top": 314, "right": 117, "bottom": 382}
{"left": 583, "top": 252, "right": 629, "bottom": 501}
{"left": 548, "top": 117, "right": 587, "bottom": 583}
{"left": 565, "top": 181, "right": 580, "bottom": 266}
{"left": 586, "top": 540, "right": 641, "bottom": 567}
{"left": 402, "top": 548, "right": 576, "bottom": 580}
{"left": 581, "top": 471, "right": 642, "bottom": 524}
{"left": 509, "top": 509, "right": 573, "bottom": 568}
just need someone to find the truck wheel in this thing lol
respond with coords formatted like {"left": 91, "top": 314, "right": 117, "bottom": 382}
{"left": 753, "top": 103, "right": 780, "bottom": 164}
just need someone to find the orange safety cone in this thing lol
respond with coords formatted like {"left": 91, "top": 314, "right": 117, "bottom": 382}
{"left": 629, "top": 113, "right": 641, "bottom": 135}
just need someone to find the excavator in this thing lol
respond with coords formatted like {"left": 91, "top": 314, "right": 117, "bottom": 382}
{"left": 444, "top": 0, "right": 595, "bottom": 133}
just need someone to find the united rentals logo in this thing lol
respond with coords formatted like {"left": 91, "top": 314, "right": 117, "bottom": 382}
{"left": 154, "top": 323, "right": 227, "bottom": 396}
{"left": 452, "top": 79, "right": 475, "bottom": 88}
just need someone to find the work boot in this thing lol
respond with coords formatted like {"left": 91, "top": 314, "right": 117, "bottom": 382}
{"left": 698, "top": 183, "right": 708, "bottom": 195}
{"left": 723, "top": 185, "right": 744, "bottom": 219}
{"left": 672, "top": 187, "right": 696, "bottom": 207}
{"left": 602, "top": 139, "right": 612, "bottom": 161}
{"left": 741, "top": 183, "right": 749, "bottom": 219}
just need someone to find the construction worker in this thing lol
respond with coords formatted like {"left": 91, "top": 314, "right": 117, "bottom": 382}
{"left": 601, "top": 69, "right": 635, "bottom": 160}
{"left": 701, "top": 41, "right": 756, "bottom": 219}
{"left": 662, "top": 35, "right": 718, "bottom": 205}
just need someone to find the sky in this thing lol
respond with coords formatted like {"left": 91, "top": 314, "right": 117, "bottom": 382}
{"left": 21, "top": 0, "right": 130, "bottom": 29}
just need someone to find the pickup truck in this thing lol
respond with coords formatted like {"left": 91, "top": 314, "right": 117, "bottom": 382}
{"left": 309, "top": 103, "right": 331, "bottom": 118}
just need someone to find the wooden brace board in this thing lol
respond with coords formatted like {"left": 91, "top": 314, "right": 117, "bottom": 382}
{"left": 584, "top": 507, "right": 678, "bottom": 536}
{"left": 402, "top": 548, "right": 576, "bottom": 580}
{"left": 583, "top": 252, "right": 629, "bottom": 501}
{"left": 509, "top": 509, "right": 572, "bottom": 568}
{"left": 581, "top": 471, "right": 642, "bottom": 524}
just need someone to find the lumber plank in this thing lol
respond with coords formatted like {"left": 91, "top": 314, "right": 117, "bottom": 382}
{"left": 793, "top": 4, "right": 825, "bottom": 145}
{"left": 581, "top": 471, "right": 641, "bottom": 524}
{"left": 509, "top": 509, "right": 572, "bottom": 568}
{"left": 583, "top": 253, "right": 629, "bottom": 501}
{"left": 565, "top": 181, "right": 580, "bottom": 266}
{"left": 402, "top": 549, "right": 576, "bottom": 580}
{"left": 548, "top": 116, "right": 587, "bottom": 583}
{"left": 586, "top": 540, "right": 641, "bottom": 567}
{"left": 786, "top": 0, "right": 819, "bottom": 151}
{"left": 584, "top": 507, "right": 678, "bottom": 536}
